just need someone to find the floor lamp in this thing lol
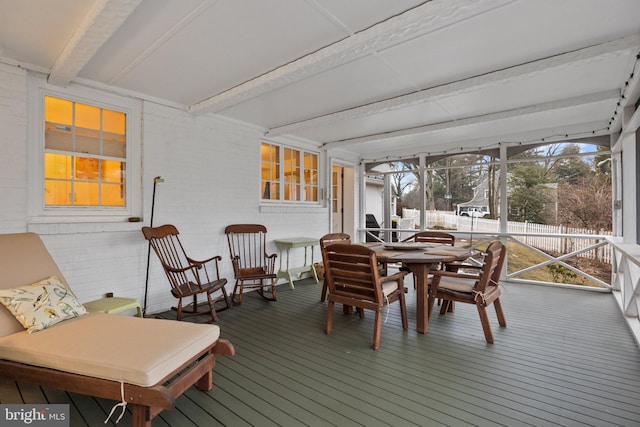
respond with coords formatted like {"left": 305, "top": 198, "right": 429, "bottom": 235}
{"left": 143, "top": 176, "right": 164, "bottom": 315}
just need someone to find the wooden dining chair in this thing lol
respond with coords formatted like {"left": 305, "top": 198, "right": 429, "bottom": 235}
{"left": 427, "top": 240, "right": 507, "bottom": 343}
{"left": 323, "top": 243, "right": 408, "bottom": 350}
{"left": 225, "top": 224, "right": 277, "bottom": 304}
{"left": 401, "top": 230, "right": 455, "bottom": 246}
{"left": 396, "top": 231, "right": 456, "bottom": 288}
{"left": 142, "top": 224, "right": 230, "bottom": 322}
{"left": 319, "top": 233, "right": 351, "bottom": 302}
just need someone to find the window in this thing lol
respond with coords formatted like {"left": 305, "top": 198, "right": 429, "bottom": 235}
{"left": 44, "top": 96, "right": 126, "bottom": 207}
{"left": 261, "top": 142, "right": 318, "bottom": 203}
{"left": 28, "top": 76, "right": 141, "bottom": 222}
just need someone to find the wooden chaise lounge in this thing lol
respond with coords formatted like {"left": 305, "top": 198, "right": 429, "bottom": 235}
{"left": 0, "top": 232, "right": 234, "bottom": 427}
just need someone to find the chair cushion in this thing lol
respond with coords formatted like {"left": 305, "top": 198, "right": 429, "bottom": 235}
{"left": 438, "top": 276, "right": 477, "bottom": 293}
{"left": 381, "top": 281, "right": 399, "bottom": 297}
{"left": 0, "top": 276, "right": 87, "bottom": 333}
{"left": 0, "top": 312, "right": 220, "bottom": 387}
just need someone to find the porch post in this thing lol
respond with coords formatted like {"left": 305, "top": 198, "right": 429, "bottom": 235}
{"left": 499, "top": 143, "right": 508, "bottom": 236}
{"left": 499, "top": 143, "right": 509, "bottom": 280}
{"left": 383, "top": 174, "right": 392, "bottom": 242}
{"left": 419, "top": 155, "right": 426, "bottom": 231}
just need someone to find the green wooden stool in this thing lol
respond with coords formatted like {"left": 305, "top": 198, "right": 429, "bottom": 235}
{"left": 83, "top": 297, "right": 143, "bottom": 317}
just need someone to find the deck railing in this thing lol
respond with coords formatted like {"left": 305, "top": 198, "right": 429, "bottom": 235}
{"left": 607, "top": 237, "right": 640, "bottom": 340}
{"left": 361, "top": 225, "right": 640, "bottom": 344}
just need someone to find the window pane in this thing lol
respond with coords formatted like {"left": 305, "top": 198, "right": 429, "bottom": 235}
{"left": 73, "top": 182, "right": 99, "bottom": 206}
{"left": 75, "top": 157, "right": 99, "bottom": 181}
{"left": 303, "top": 152, "right": 318, "bottom": 202}
{"left": 44, "top": 153, "right": 72, "bottom": 179}
{"left": 102, "top": 160, "right": 124, "bottom": 183}
{"left": 305, "top": 186, "right": 317, "bottom": 202}
{"left": 103, "top": 133, "right": 126, "bottom": 158}
{"left": 262, "top": 182, "right": 273, "bottom": 199}
{"left": 45, "top": 123, "right": 73, "bottom": 151}
{"left": 284, "top": 148, "right": 300, "bottom": 201}
{"left": 304, "top": 152, "right": 317, "bottom": 169}
{"left": 76, "top": 127, "right": 101, "bottom": 155}
{"left": 75, "top": 103, "right": 101, "bottom": 131}
{"left": 45, "top": 96, "right": 72, "bottom": 126}
{"left": 103, "top": 110, "right": 125, "bottom": 135}
{"left": 101, "top": 183, "right": 125, "bottom": 206}
{"left": 261, "top": 143, "right": 280, "bottom": 200}
{"left": 44, "top": 180, "right": 71, "bottom": 205}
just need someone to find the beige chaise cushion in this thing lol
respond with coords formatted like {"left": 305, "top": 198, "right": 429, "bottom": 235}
{"left": 0, "top": 312, "right": 220, "bottom": 387}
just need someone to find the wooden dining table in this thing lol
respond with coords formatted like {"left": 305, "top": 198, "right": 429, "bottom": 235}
{"left": 365, "top": 242, "right": 472, "bottom": 334}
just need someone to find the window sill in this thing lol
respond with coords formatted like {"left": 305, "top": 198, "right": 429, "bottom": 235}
{"left": 259, "top": 204, "right": 326, "bottom": 214}
{"left": 27, "top": 217, "right": 145, "bottom": 235}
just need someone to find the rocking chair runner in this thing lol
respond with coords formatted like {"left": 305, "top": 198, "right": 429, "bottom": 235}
{"left": 225, "top": 224, "right": 278, "bottom": 303}
{"left": 142, "top": 224, "right": 230, "bottom": 322}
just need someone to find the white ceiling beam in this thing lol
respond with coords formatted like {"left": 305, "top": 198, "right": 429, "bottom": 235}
{"left": 188, "top": 0, "right": 517, "bottom": 115}
{"left": 322, "top": 90, "right": 619, "bottom": 148}
{"left": 268, "top": 34, "right": 640, "bottom": 139}
{"left": 48, "top": 0, "right": 143, "bottom": 87}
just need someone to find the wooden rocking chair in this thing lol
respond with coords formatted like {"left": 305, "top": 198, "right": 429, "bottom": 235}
{"left": 142, "top": 224, "right": 230, "bottom": 322}
{"left": 225, "top": 224, "right": 277, "bottom": 304}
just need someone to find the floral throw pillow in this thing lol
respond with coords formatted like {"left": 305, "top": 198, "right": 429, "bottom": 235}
{"left": 0, "top": 276, "right": 87, "bottom": 333}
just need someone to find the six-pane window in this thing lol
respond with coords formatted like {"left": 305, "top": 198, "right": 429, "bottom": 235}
{"left": 44, "top": 96, "right": 126, "bottom": 207}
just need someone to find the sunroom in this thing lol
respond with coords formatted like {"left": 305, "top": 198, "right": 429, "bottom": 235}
{"left": 1, "top": 1, "right": 640, "bottom": 426}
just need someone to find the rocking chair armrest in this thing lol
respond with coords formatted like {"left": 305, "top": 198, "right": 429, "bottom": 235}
{"left": 187, "top": 255, "right": 223, "bottom": 266}
{"left": 230, "top": 255, "right": 241, "bottom": 268}
{"left": 264, "top": 253, "right": 277, "bottom": 273}
{"left": 160, "top": 262, "right": 201, "bottom": 275}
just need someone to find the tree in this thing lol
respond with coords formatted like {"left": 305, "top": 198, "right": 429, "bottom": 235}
{"left": 507, "top": 163, "right": 554, "bottom": 223}
{"left": 390, "top": 162, "right": 418, "bottom": 215}
{"left": 551, "top": 144, "right": 591, "bottom": 184}
{"left": 488, "top": 159, "right": 500, "bottom": 219}
{"left": 556, "top": 163, "right": 612, "bottom": 230}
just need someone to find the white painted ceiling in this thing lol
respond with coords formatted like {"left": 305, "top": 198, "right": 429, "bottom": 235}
{"left": 1, "top": 0, "right": 639, "bottom": 162}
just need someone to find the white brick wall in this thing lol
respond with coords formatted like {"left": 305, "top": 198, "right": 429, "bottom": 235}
{"left": 0, "top": 64, "right": 28, "bottom": 233}
{"left": 0, "top": 64, "right": 342, "bottom": 314}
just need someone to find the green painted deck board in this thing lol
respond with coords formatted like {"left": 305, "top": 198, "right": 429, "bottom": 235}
{"left": 1, "top": 278, "right": 640, "bottom": 426}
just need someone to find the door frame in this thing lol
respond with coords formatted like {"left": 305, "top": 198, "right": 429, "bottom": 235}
{"left": 330, "top": 159, "right": 355, "bottom": 237}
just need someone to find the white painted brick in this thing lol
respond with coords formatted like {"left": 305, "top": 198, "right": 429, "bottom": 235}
{"left": 0, "top": 67, "right": 332, "bottom": 313}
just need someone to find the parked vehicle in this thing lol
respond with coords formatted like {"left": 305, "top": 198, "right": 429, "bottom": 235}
{"left": 459, "top": 207, "right": 487, "bottom": 217}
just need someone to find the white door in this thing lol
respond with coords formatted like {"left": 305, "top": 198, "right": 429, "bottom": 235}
{"left": 331, "top": 163, "right": 355, "bottom": 236}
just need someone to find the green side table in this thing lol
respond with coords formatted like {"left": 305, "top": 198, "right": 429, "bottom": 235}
{"left": 274, "top": 237, "right": 319, "bottom": 289}
{"left": 83, "top": 297, "right": 143, "bottom": 317}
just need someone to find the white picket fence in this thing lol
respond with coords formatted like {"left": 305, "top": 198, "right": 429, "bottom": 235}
{"left": 422, "top": 211, "right": 612, "bottom": 263}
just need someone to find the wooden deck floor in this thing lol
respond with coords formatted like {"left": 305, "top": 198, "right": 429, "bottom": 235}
{"left": 2, "top": 277, "right": 640, "bottom": 426}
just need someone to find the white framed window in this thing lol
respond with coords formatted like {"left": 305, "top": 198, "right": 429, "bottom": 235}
{"left": 261, "top": 141, "right": 318, "bottom": 203}
{"left": 28, "top": 75, "right": 141, "bottom": 223}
